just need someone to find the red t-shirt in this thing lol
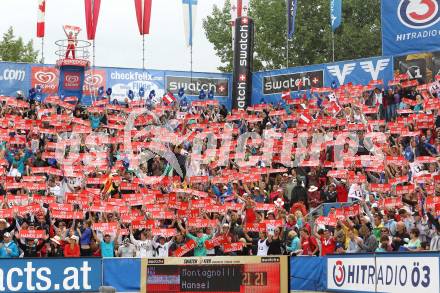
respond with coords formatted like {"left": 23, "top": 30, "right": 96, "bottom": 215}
{"left": 64, "top": 244, "right": 81, "bottom": 257}
{"left": 320, "top": 236, "right": 336, "bottom": 256}
{"left": 301, "top": 236, "right": 318, "bottom": 256}
{"left": 336, "top": 185, "right": 348, "bottom": 203}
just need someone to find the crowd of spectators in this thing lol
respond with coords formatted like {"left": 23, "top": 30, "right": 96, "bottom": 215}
{"left": 0, "top": 74, "right": 439, "bottom": 259}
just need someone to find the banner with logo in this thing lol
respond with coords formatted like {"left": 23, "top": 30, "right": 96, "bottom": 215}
{"left": 59, "top": 67, "right": 84, "bottom": 99}
{"left": 325, "top": 56, "right": 393, "bottom": 87}
{"left": 232, "top": 17, "right": 254, "bottom": 110}
{"left": 0, "top": 258, "right": 101, "bottom": 292}
{"left": 165, "top": 70, "right": 232, "bottom": 109}
{"left": 252, "top": 55, "right": 394, "bottom": 105}
{"left": 327, "top": 253, "right": 440, "bottom": 293}
{"left": 394, "top": 50, "right": 440, "bottom": 83}
{"left": 106, "top": 68, "right": 165, "bottom": 103}
{"left": 0, "top": 62, "right": 30, "bottom": 96}
{"left": 382, "top": 0, "right": 440, "bottom": 56}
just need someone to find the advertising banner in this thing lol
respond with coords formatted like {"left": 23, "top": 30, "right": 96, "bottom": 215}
{"left": 0, "top": 62, "right": 29, "bottom": 96}
{"left": 382, "top": 0, "right": 440, "bottom": 56}
{"left": 31, "top": 65, "right": 59, "bottom": 95}
{"left": 58, "top": 66, "right": 85, "bottom": 100}
{"left": 141, "top": 256, "right": 288, "bottom": 293}
{"left": 394, "top": 51, "right": 440, "bottom": 83}
{"left": 232, "top": 17, "right": 254, "bottom": 110}
{"left": 325, "top": 56, "right": 393, "bottom": 87}
{"left": 327, "top": 254, "right": 440, "bottom": 293}
{"left": 0, "top": 258, "right": 101, "bottom": 292}
{"left": 106, "top": 68, "right": 165, "bottom": 103}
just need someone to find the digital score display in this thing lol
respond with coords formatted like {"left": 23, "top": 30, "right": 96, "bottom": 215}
{"left": 143, "top": 256, "right": 286, "bottom": 293}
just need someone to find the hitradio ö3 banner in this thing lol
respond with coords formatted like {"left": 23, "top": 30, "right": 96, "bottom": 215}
{"left": 232, "top": 17, "right": 254, "bottom": 110}
{"left": 141, "top": 256, "right": 288, "bottom": 293}
{"left": 382, "top": 0, "right": 440, "bottom": 56}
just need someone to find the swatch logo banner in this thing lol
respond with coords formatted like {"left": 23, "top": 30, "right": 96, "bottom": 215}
{"left": 263, "top": 70, "right": 323, "bottom": 95}
{"left": 63, "top": 72, "right": 81, "bottom": 90}
{"left": 31, "top": 66, "right": 58, "bottom": 94}
{"left": 382, "top": 0, "right": 440, "bottom": 55}
{"left": 166, "top": 76, "right": 229, "bottom": 96}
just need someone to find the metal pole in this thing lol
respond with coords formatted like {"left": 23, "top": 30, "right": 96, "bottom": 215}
{"left": 92, "top": 39, "right": 96, "bottom": 103}
{"left": 190, "top": 44, "right": 193, "bottom": 82}
{"left": 142, "top": 34, "right": 145, "bottom": 70}
{"left": 41, "top": 37, "right": 44, "bottom": 63}
{"left": 286, "top": 0, "right": 289, "bottom": 68}
{"left": 332, "top": 30, "right": 335, "bottom": 62}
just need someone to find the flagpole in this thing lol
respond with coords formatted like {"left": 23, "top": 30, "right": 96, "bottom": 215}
{"left": 41, "top": 37, "right": 44, "bottom": 64}
{"left": 331, "top": 30, "right": 335, "bottom": 62}
{"left": 190, "top": 44, "right": 193, "bottom": 82}
{"left": 142, "top": 34, "right": 145, "bottom": 71}
{"left": 286, "top": 0, "right": 289, "bottom": 68}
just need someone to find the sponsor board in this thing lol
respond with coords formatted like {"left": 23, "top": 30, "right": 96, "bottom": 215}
{"left": 107, "top": 69, "right": 165, "bottom": 102}
{"left": 327, "top": 255, "right": 440, "bottom": 293}
{"left": 232, "top": 17, "right": 254, "bottom": 110}
{"left": 63, "top": 71, "right": 82, "bottom": 91}
{"left": 141, "top": 256, "right": 288, "bottom": 293}
{"left": 382, "top": 0, "right": 440, "bottom": 55}
{"left": 0, "top": 258, "right": 101, "bottom": 292}
{"left": 263, "top": 70, "right": 324, "bottom": 95}
{"left": 166, "top": 76, "right": 229, "bottom": 97}
{"left": 31, "top": 66, "right": 58, "bottom": 94}
{"left": 83, "top": 69, "right": 106, "bottom": 96}
{"left": 394, "top": 51, "right": 440, "bottom": 83}
{"left": 0, "top": 63, "right": 29, "bottom": 96}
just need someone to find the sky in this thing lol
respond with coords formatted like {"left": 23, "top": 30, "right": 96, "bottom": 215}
{"left": 0, "top": 0, "right": 226, "bottom": 73}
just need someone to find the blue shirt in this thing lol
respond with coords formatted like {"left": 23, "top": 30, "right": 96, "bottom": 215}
{"left": 0, "top": 241, "right": 19, "bottom": 258}
{"left": 90, "top": 115, "right": 102, "bottom": 129}
{"left": 287, "top": 236, "right": 300, "bottom": 252}
{"left": 100, "top": 241, "right": 115, "bottom": 257}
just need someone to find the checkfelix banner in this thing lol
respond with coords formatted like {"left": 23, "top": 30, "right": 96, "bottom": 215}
{"left": 232, "top": 17, "right": 254, "bottom": 109}
{"left": 382, "top": 0, "right": 440, "bottom": 56}
{"left": 330, "top": 0, "right": 342, "bottom": 32}
{"left": 287, "top": 0, "right": 297, "bottom": 39}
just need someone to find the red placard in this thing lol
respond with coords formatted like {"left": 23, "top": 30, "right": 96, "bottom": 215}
{"left": 92, "top": 222, "right": 118, "bottom": 232}
{"left": 131, "top": 219, "right": 155, "bottom": 230}
{"left": 63, "top": 71, "right": 81, "bottom": 90}
{"left": 222, "top": 242, "right": 245, "bottom": 253}
{"left": 151, "top": 229, "right": 177, "bottom": 238}
{"left": 51, "top": 210, "right": 84, "bottom": 220}
{"left": 425, "top": 196, "right": 440, "bottom": 211}
{"left": 187, "top": 218, "right": 218, "bottom": 227}
{"left": 205, "top": 234, "right": 230, "bottom": 250}
{"left": 173, "top": 239, "right": 197, "bottom": 257}
{"left": 19, "top": 229, "right": 46, "bottom": 239}
{"left": 245, "top": 222, "right": 267, "bottom": 233}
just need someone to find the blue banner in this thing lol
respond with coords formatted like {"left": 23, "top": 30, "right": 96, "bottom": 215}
{"left": 252, "top": 55, "right": 393, "bottom": 105}
{"left": 325, "top": 56, "right": 393, "bottom": 87}
{"left": 290, "top": 257, "right": 327, "bottom": 291}
{"left": 331, "top": 0, "right": 342, "bottom": 32}
{"left": 102, "top": 258, "right": 141, "bottom": 292}
{"left": 382, "top": 0, "right": 440, "bottom": 56}
{"left": 0, "top": 258, "right": 101, "bottom": 293}
{"left": 0, "top": 62, "right": 30, "bottom": 96}
{"left": 287, "top": 0, "right": 298, "bottom": 39}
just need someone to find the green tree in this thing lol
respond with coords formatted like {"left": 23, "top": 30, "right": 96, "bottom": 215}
{"left": 0, "top": 27, "right": 39, "bottom": 63}
{"left": 203, "top": 0, "right": 381, "bottom": 72}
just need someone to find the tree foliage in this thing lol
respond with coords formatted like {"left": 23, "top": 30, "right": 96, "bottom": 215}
{"left": 203, "top": 0, "right": 381, "bottom": 72}
{"left": 0, "top": 27, "right": 39, "bottom": 63}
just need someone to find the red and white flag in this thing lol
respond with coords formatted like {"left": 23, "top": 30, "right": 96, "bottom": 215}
{"left": 299, "top": 113, "right": 314, "bottom": 124}
{"left": 281, "top": 90, "right": 291, "bottom": 100}
{"left": 37, "top": 0, "right": 46, "bottom": 38}
{"left": 231, "top": 0, "right": 250, "bottom": 49}
{"left": 163, "top": 92, "right": 177, "bottom": 105}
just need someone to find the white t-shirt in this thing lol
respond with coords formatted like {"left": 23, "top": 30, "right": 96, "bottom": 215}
{"left": 257, "top": 239, "right": 269, "bottom": 256}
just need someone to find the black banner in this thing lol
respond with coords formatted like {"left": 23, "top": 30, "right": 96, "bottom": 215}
{"left": 232, "top": 17, "right": 254, "bottom": 110}
{"left": 263, "top": 70, "right": 324, "bottom": 95}
{"left": 394, "top": 51, "right": 440, "bottom": 84}
{"left": 166, "top": 76, "right": 229, "bottom": 97}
